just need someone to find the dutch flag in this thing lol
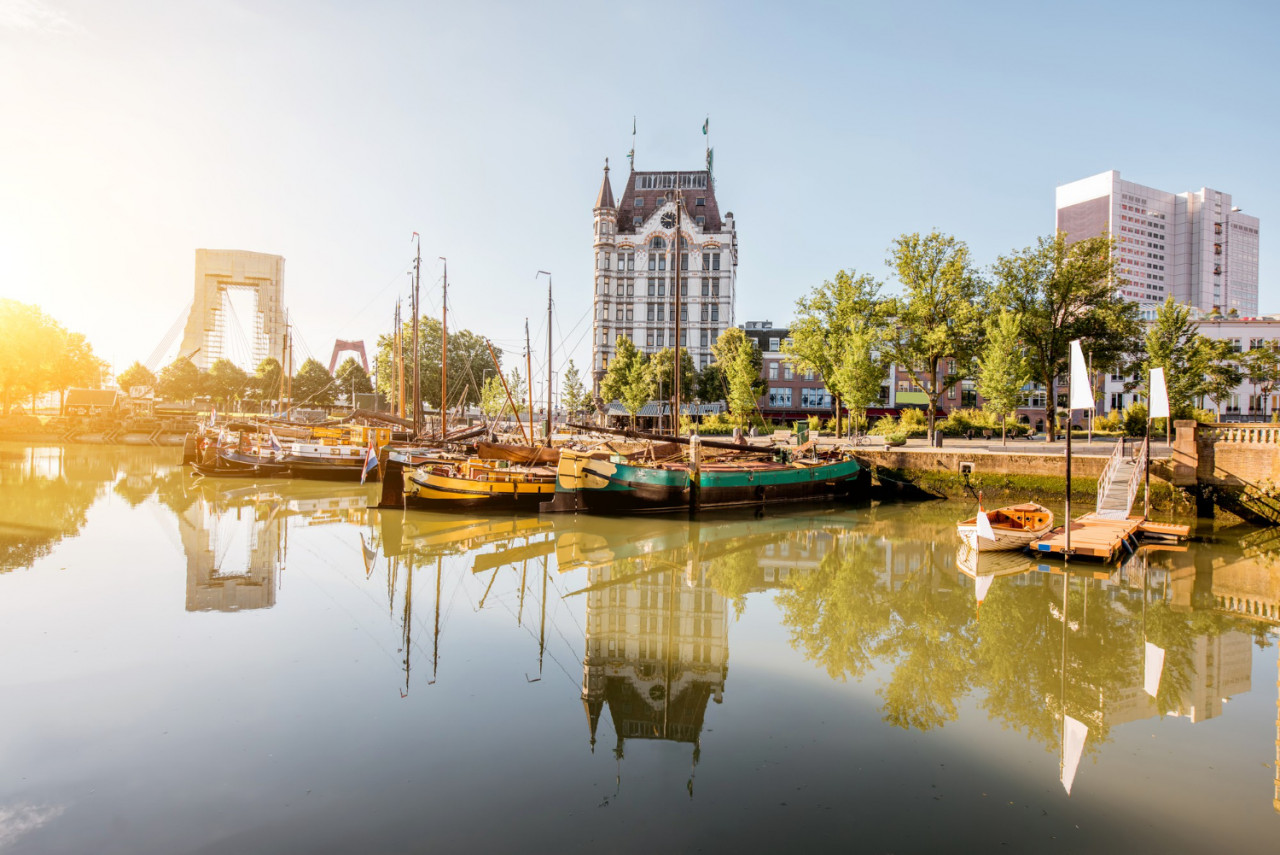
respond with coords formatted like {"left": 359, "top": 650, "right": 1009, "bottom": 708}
{"left": 361, "top": 439, "right": 379, "bottom": 484}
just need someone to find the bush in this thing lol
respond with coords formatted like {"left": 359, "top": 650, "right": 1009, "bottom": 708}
{"left": 1193, "top": 408, "right": 1216, "bottom": 425}
{"left": 937, "top": 408, "right": 998, "bottom": 437}
{"left": 869, "top": 415, "right": 898, "bottom": 436}
{"left": 886, "top": 432, "right": 907, "bottom": 446}
{"left": 1121, "top": 402, "right": 1148, "bottom": 437}
{"left": 807, "top": 415, "right": 822, "bottom": 432}
{"left": 899, "top": 408, "right": 927, "bottom": 433}
{"left": 1093, "top": 409, "right": 1123, "bottom": 432}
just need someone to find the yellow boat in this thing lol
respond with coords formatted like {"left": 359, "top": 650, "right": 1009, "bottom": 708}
{"left": 404, "top": 458, "right": 557, "bottom": 512}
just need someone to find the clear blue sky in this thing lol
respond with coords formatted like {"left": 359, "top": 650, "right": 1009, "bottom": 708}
{"left": 2, "top": 0, "right": 1276, "bottom": 381}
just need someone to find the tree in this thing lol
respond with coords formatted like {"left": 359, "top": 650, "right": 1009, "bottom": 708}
{"left": 648, "top": 347, "right": 697, "bottom": 429}
{"left": 373, "top": 317, "right": 499, "bottom": 412}
{"left": 560, "top": 360, "right": 590, "bottom": 420}
{"left": 155, "top": 357, "right": 201, "bottom": 403}
{"left": 696, "top": 363, "right": 726, "bottom": 404}
{"left": 1202, "top": 339, "right": 1243, "bottom": 418}
{"left": 884, "top": 232, "right": 987, "bottom": 441}
{"left": 250, "top": 358, "right": 283, "bottom": 405}
{"left": 826, "top": 323, "right": 885, "bottom": 439}
{"left": 991, "top": 232, "right": 1141, "bottom": 441}
{"left": 117, "top": 362, "right": 157, "bottom": 391}
{"left": 52, "top": 331, "right": 107, "bottom": 410}
{"left": 621, "top": 354, "right": 655, "bottom": 432}
{"left": 334, "top": 357, "right": 373, "bottom": 404}
{"left": 1135, "top": 297, "right": 1207, "bottom": 420}
{"left": 712, "top": 328, "right": 762, "bottom": 429}
{"left": 480, "top": 373, "right": 509, "bottom": 420}
{"left": 976, "top": 310, "right": 1030, "bottom": 447}
{"left": 0, "top": 300, "right": 104, "bottom": 413}
{"left": 1244, "top": 347, "right": 1280, "bottom": 420}
{"left": 784, "top": 269, "right": 887, "bottom": 433}
{"left": 600, "top": 336, "right": 643, "bottom": 407}
{"left": 292, "top": 358, "right": 336, "bottom": 407}
{"left": 205, "top": 359, "right": 249, "bottom": 407}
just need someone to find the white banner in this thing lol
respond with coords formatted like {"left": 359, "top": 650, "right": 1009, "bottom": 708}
{"left": 976, "top": 510, "right": 996, "bottom": 543}
{"left": 1149, "top": 367, "right": 1170, "bottom": 419}
{"left": 1144, "top": 641, "right": 1166, "bottom": 698}
{"left": 1068, "top": 340, "right": 1094, "bottom": 411}
{"left": 1061, "top": 714, "right": 1089, "bottom": 796}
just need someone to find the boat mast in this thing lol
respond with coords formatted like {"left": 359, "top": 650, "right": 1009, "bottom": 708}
{"left": 412, "top": 234, "right": 422, "bottom": 438}
{"left": 440, "top": 257, "right": 448, "bottom": 441}
{"left": 395, "top": 298, "right": 405, "bottom": 420}
{"left": 673, "top": 189, "right": 682, "bottom": 436}
{"left": 538, "top": 271, "right": 553, "bottom": 441}
{"left": 525, "top": 319, "right": 535, "bottom": 443}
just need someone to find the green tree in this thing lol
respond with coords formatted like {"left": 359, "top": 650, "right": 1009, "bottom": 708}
{"left": 506, "top": 367, "right": 528, "bottom": 414}
{"left": 117, "top": 362, "right": 157, "bottom": 391}
{"left": 648, "top": 347, "right": 697, "bottom": 429}
{"left": 992, "top": 232, "right": 1141, "bottom": 441}
{"left": 334, "top": 357, "right": 373, "bottom": 404}
{"left": 205, "top": 358, "right": 249, "bottom": 407}
{"left": 250, "top": 357, "right": 283, "bottom": 405}
{"left": 784, "top": 269, "right": 887, "bottom": 433}
{"left": 52, "top": 331, "right": 108, "bottom": 410}
{"left": 292, "top": 358, "right": 336, "bottom": 407}
{"left": 560, "top": 359, "right": 590, "bottom": 419}
{"left": 712, "top": 327, "right": 764, "bottom": 428}
{"left": 826, "top": 323, "right": 885, "bottom": 439}
{"left": 884, "top": 232, "right": 987, "bottom": 441}
{"left": 1201, "top": 339, "right": 1243, "bottom": 418}
{"left": 155, "top": 357, "right": 201, "bottom": 403}
{"left": 976, "top": 309, "right": 1030, "bottom": 447}
{"left": 1135, "top": 296, "right": 1207, "bottom": 419}
{"left": 373, "top": 317, "right": 499, "bottom": 411}
{"left": 1244, "top": 346, "right": 1280, "bottom": 419}
{"left": 695, "top": 363, "right": 727, "bottom": 404}
{"left": 480, "top": 373, "right": 509, "bottom": 420}
{"left": 600, "top": 336, "right": 643, "bottom": 406}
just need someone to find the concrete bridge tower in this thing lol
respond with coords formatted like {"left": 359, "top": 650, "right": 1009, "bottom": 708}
{"left": 179, "top": 249, "right": 286, "bottom": 371}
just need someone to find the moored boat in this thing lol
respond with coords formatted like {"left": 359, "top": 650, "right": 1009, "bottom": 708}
{"left": 404, "top": 458, "right": 557, "bottom": 512}
{"left": 956, "top": 502, "right": 1053, "bottom": 552}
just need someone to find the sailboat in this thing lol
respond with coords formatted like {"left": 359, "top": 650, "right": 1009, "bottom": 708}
{"left": 402, "top": 270, "right": 559, "bottom": 512}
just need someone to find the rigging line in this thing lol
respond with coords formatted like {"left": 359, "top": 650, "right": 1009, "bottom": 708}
{"left": 344, "top": 262, "right": 416, "bottom": 328}
{"left": 145, "top": 302, "right": 193, "bottom": 370}
{"left": 490, "top": 592, "right": 580, "bottom": 688}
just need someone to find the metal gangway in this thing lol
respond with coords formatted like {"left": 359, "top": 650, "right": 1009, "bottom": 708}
{"left": 1094, "top": 437, "right": 1148, "bottom": 520}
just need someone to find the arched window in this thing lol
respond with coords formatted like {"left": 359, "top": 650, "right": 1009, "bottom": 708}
{"left": 649, "top": 236, "right": 666, "bottom": 250}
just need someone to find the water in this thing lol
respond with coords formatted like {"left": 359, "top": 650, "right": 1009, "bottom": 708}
{"left": 1, "top": 442, "right": 1278, "bottom": 853}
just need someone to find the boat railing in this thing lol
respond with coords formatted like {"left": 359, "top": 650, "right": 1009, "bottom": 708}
{"left": 1125, "top": 437, "right": 1148, "bottom": 517}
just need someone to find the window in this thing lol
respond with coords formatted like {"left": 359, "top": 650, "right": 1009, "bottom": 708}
{"left": 626, "top": 253, "right": 635, "bottom": 271}
{"left": 769, "top": 387, "right": 792, "bottom": 407}
{"left": 681, "top": 253, "right": 689, "bottom": 271}
{"left": 615, "top": 308, "right": 622, "bottom": 321}
{"left": 656, "top": 330, "right": 664, "bottom": 347}
{"left": 658, "top": 254, "right": 666, "bottom": 271}
{"left": 769, "top": 363, "right": 778, "bottom": 380}
{"left": 710, "top": 305, "right": 719, "bottom": 322}
{"left": 616, "top": 282, "right": 623, "bottom": 296}
{"left": 696, "top": 216, "right": 705, "bottom": 227}
{"left": 804, "top": 369, "right": 815, "bottom": 381}
{"left": 680, "top": 306, "right": 687, "bottom": 322}
{"left": 632, "top": 216, "right": 641, "bottom": 227}
{"left": 701, "top": 280, "right": 709, "bottom": 297}
{"left": 783, "top": 364, "right": 793, "bottom": 380}
{"left": 648, "top": 253, "right": 656, "bottom": 271}
{"left": 695, "top": 197, "right": 705, "bottom": 207}
{"left": 702, "top": 252, "right": 711, "bottom": 270}
{"left": 700, "top": 329, "right": 708, "bottom": 347}
{"left": 712, "top": 253, "right": 721, "bottom": 271}
{"left": 601, "top": 327, "right": 609, "bottom": 344}
{"left": 648, "top": 279, "right": 656, "bottom": 296}
{"left": 658, "top": 281, "right": 665, "bottom": 296}
{"left": 625, "top": 283, "right": 634, "bottom": 297}
{"left": 711, "top": 279, "right": 720, "bottom": 297}
{"left": 1110, "top": 392, "right": 1124, "bottom": 411}
{"left": 768, "top": 337, "right": 780, "bottom": 352}
{"left": 701, "top": 305, "right": 709, "bottom": 322}
{"left": 625, "top": 309, "right": 633, "bottom": 322}
{"left": 679, "top": 330, "right": 686, "bottom": 346}
{"left": 656, "top": 195, "right": 665, "bottom": 205}
{"left": 946, "top": 359, "right": 956, "bottom": 376}
{"left": 801, "top": 388, "right": 831, "bottom": 409}
{"left": 634, "top": 197, "right": 644, "bottom": 207}
{"left": 647, "top": 306, "right": 655, "bottom": 322}
{"left": 657, "top": 305, "right": 664, "bottom": 322}
{"left": 646, "top": 331, "right": 655, "bottom": 347}
{"left": 897, "top": 381, "right": 910, "bottom": 393}
{"left": 680, "top": 282, "right": 687, "bottom": 297}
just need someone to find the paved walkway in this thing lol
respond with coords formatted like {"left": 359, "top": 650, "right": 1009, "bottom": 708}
{"left": 818, "top": 435, "right": 1170, "bottom": 458}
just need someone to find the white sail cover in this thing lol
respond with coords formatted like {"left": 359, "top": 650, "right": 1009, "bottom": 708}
{"left": 1144, "top": 641, "right": 1165, "bottom": 698}
{"left": 1149, "top": 367, "right": 1170, "bottom": 419}
{"left": 1061, "top": 714, "right": 1089, "bottom": 796}
{"left": 1068, "top": 340, "right": 1094, "bottom": 411}
{"left": 975, "top": 510, "right": 996, "bottom": 542}
{"left": 973, "top": 573, "right": 995, "bottom": 605}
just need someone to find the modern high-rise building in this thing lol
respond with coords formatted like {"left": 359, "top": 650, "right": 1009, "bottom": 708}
{"left": 1055, "top": 170, "right": 1260, "bottom": 316}
{"left": 591, "top": 160, "right": 738, "bottom": 390}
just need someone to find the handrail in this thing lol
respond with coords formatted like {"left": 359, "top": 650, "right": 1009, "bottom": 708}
{"left": 1124, "top": 437, "right": 1148, "bottom": 518}
{"left": 1095, "top": 438, "right": 1127, "bottom": 515}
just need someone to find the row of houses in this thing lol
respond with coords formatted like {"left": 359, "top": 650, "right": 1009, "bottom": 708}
{"left": 741, "top": 315, "right": 1280, "bottom": 428}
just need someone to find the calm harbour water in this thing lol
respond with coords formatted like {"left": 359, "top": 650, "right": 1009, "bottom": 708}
{"left": 1, "top": 442, "right": 1278, "bottom": 854}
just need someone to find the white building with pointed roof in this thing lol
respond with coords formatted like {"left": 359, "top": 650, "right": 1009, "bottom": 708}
{"left": 590, "top": 160, "right": 738, "bottom": 389}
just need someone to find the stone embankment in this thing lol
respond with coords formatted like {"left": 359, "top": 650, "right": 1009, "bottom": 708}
{"left": 0, "top": 415, "right": 194, "bottom": 446}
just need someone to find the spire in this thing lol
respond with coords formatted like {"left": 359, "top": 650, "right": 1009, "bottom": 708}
{"left": 584, "top": 697, "right": 603, "bottom": 752}
{"left": 595, "top": 158, "right": 615, "bottom": 210}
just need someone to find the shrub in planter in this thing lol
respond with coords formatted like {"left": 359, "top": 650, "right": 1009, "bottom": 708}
{"left": 885, "top": 433, "right": 907, "bottom": 447}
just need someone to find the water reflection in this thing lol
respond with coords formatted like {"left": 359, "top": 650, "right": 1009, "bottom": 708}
{"left": 3, "top": 442, "right": 1280, "bottom": 838}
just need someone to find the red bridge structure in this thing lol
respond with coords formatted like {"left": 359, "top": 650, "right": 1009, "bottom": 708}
{"left": 329, "top": 339, "right": 369, "bottom": 373}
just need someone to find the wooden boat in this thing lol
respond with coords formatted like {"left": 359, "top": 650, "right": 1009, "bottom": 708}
{"left": 540, "top": 445, "right": 865, "bottom": 515}
{"left": 956, "top": 502, "right": 1053, "bottom": 552}
{"left": 404, "top": 458, "right": 557, "bottom": 512}
{"left": 191, "top": 459, "right": 289, "bottom": 478}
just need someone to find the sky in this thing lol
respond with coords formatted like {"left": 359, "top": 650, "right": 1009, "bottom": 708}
{"left": 2, "top": 0, "right": 1278, "bottom": 384}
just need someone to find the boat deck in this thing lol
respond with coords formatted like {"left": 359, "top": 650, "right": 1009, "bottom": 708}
{"left": 1030, "top": 512, "right": 1190, "bottom": 561}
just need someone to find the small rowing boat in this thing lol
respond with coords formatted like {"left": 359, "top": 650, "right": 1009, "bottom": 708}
{"left": 956, "top": 502, "right": 1053, "bottom": 552}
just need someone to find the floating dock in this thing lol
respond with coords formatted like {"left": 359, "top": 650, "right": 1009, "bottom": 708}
{"left": 1030, "top": 512, "right": 1190, "bottom": 561}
